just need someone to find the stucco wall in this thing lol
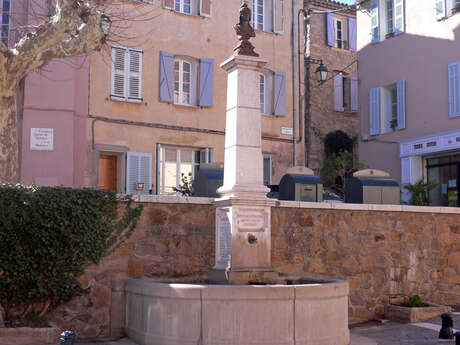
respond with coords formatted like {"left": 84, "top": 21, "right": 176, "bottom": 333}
{"left": 88, "top": 0, "right": 305, "bottom": 189}
{"left": 21, "top": 57, "right": 89, "bottom": 187}
{"left": 47, "top": 197, "right": 460, "bottom": 338}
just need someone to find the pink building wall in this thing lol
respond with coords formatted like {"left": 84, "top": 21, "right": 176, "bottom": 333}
{"left": 357, "top": 1, "right": 460, "bottom": 188}
{"left": 21, "top": 56, "right": 89, "bottom": 187}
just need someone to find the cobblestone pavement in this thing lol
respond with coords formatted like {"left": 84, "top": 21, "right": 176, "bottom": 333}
{"left": 350, "top": 313, "right": 460, "bottom": 345}
{"left": 31, "top": 313, "right": 460, "bottom": 345}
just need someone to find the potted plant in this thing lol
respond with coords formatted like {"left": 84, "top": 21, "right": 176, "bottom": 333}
{"left": 385, "top": 295, "right": 452, "bottom": 323}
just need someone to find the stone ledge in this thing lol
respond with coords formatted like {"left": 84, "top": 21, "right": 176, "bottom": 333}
{"left": 125, "top": 194, "right": 460, "bottom": 214}
{"left": 276, "top": 200, "right": 460, "bottom": 214}
{"left": 0, "top": 327, "right": 60, "bottom": 345}
{"left": 127, "top": 195, "right": 214, "bottom": 205}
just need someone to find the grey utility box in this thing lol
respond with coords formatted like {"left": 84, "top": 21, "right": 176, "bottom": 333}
{"left": 279, "top": 174, "right": 323, "bottom": 202}
{"left": 193, "top": 163, "right": 223, "bottom": 198}
{"left": 345, "top": 169, "right": 400, "bottom": 204}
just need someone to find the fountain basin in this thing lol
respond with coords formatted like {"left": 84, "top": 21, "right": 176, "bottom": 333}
{"left": 125, "top": 278, "right": 349, "bottom": 345}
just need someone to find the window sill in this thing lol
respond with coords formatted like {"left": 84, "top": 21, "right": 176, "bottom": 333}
{"left": 335, "top": 110, "right": 358, "bottom": 116}
{"left": 173, "top": 102, "right": 199, "bottom": 109}
{"left": 163, "top": 7, "right": 210, "bottom": 18}
{"left": 330, "top": 46, "right": 354, "bottom": 52}
{"left": 110, "top": 96, "right": 143, "bottom": 104}
{"left": 262, "top": 113, "right": 285, "bottom": 117}
{"left": 254, "top": 29, "right": 283, "bottom": 35}
{"left": 371, "top": 31, "right": 405, "bottom": 44}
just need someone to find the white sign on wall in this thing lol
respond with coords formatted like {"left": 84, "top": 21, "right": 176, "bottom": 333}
{"left": 30, "top": 128, "right": 54, "bottom": 151}
{"left": 281, "top": 127, "right": 293, "bottom": 136}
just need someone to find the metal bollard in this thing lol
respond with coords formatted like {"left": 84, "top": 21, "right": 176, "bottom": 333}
{"left": 439, "top": 313, "right": 454, "bottom": 339}
{"left": 60, "top": 330, "right": 75, "bottom": 345}
{"left": 455, "top": 331, "right": 460, "bottom": 345}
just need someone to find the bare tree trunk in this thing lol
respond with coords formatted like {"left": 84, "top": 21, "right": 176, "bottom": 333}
{"left": 0, "top": 95, "right": 19, "bottom": 183}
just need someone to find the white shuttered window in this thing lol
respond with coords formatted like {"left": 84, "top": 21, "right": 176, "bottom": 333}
{"left": 126, "top": 152, "right": 152, "bottom": 195}
{"left": 111, "top": 46, "right": 143, "bottom": 102}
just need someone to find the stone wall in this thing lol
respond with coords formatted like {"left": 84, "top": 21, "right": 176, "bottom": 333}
{"left": 47, "top": 196, "right": 215, "bottom": 339}
{"left": 272, "top": 202, "right": 460, "bottom": 322}
{"left": 47, "top": 197, "right": 460, "bottom": 338}
{"left": 307, "top": 1, "right": 359, "bottom": 172}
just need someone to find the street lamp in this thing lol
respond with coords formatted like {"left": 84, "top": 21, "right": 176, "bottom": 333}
{"left": 306, "top": 58, "right": 328, "bottom": 84}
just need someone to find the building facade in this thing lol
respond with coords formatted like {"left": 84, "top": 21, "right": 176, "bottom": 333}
{"left": 87, "top": 0, "right": 306, "bottom": 195}
{"left": 303, "top": 0, "right": 359, "bottom": 173}
{"left": 358, "top": 0, "right": 460, "bottom": 206}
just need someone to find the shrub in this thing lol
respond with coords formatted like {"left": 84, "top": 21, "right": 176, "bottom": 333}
{"left": 401, "top": 295, "right": 423, "bottom": 308}
{"left": 403, "top": 179, "right": 437, "bottom": 206}
{"left": 0, "top": 185, "right": 143, "bottom": 322}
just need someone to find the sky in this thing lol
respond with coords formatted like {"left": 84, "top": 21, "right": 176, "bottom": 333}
{"left": 340, "top": 0, "right": 356, "bottom": 4}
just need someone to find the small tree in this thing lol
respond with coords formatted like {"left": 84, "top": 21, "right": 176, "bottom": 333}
{"left": 403, "top": 179, "right": 437, "bottom": 206}
{"left": 320, "top": 150, "right": 364, "bottom": 196}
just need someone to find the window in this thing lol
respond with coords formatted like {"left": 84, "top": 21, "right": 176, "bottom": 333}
{"left": 157, "top": 145, "right": 213, "bottom": 194}
{"left": 175, "top": 0, "right": 191, "bottom": 13}
{"left": 326, "top": 13, "right": 356, "bottom": 51}
{"left": 437, "top": 0, "right": 460, "bottom": 19}
{"left": 254, "top": 0, "right": 264, "bottom": 30}
{"left": 1, "top": 0, "right": 10, "bottom": 46}
{"left": 174, "top": 60, "right": 192, "bottom": 105}
{"left": 334, "top": 18, "right": 347, "bottom": 49}
{"left": 111, "top": 46, "right": 143, "bottom": 102}
{"left": 369, "top": 80, "right": 405, "bottom": 135}
{"left": 263, "top": 154, "right": 272, "bottom": 186}
{"left": 162, "top": 0, "right": 212, "bottom": 17}
{"left": 159, "top": 51, "right": 214, "bottom": 107}
{"left": 259, "top": 69, "right": 286, "bottom": 116}
{"left": 126, "top": 152, "right": 152, "bottom": 195}
{"left": 334, "top": 74, "right": 358, "bottom": 112}
{"left": 243, "top": 0, "right": 284, "bottom": 34}
{"left": 259, "top": 74, "right": 265, "bottom": 113}
{"left": 385, "top": 0, "right": 393, "bottom": 37}
{"left": 370, "top": 0, "right": 405, "bottom": 43}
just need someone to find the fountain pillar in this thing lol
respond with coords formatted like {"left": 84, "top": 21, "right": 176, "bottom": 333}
{"left": 210, "top": 54, "right": 278, "bottom": 285}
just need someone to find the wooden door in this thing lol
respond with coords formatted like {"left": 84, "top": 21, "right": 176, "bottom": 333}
{"left": 98, "top": 155, "right": 117, "bottom": 191}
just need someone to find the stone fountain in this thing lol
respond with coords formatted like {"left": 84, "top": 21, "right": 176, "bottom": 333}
{"left": 124, "top": 4, "right": 350, "bottom": 345}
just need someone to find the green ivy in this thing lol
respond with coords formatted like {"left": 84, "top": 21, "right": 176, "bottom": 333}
{"left": 0, "top": 185, "right": 143, "bottom": 321}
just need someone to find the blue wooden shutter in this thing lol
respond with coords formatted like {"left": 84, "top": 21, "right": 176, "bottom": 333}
{"left": 348, "top": 17, "right": 357, "bottom": 51}
{"left": 159, "top": 51, "right": 174, "bottom": 103}
{"left": 273, "top": 72, "right": 286, "bottom": 116}
{"left": 436, "top": 0, "right": 446, "bottom": 20}
{"left": 370, "top": 0, "right": 379, "bottom": 43}
{"left": 126, "top": 152, "right": 152, "bottom": 195}
{"left": 396, "top": 80, "right": 406, "bottom": 130}
{"left": 326, "top": 12, "right": 335, "bottom": 46}
{"left": 350, "top": 77, "right": 358, "bottom": 112}
{"left": 369, "top": 87, "right": 380, "bottom": 135}
{"left": 448, "top": 62, "right": 460, "bottom": 117}
{"left": 264, "top": 0, "right": 272, "bottom": 32}
{"left": 199, "top": 58, "right": 214, "bottom": 107}
{"left": 393, "top": 0, "right": 405, "bottom": 35}
{"left": 334, "top": 75, "right": 344, "bottom": 111}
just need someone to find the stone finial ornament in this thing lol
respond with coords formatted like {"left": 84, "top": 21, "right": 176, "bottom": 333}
{"left": 233, "top": 3, "right": 259, "bottom": 57}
